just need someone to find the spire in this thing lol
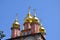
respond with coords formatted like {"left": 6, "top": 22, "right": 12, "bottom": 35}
{"left": 40, "top": 19, "right": 44, "bottom": 27}
{"left": 34, "top": 9, "right": 36, "bottom": 16}
{"left": 40, "top": 19, "right": 42, "bottom": 25}
{"left": 28, "top": 6, "right": 31, "bottom": 14}
{"left": 27, "top": 6, "right": 32, "bottom": 18}
{"left": 16, "top": 13, "right": 18, "bottom": 20}
{"left": 40, "top": 20, "right": 43, "bottom": 28}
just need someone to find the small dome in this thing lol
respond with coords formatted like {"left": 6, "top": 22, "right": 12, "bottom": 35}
{"left": 12, "top": 18, "right": 20, "bottom": 29}
{"left": 32, "top": 9, "right": 39, "bottom": 23}
{"left": 32, "top": 16, "right": 39, "bottom": 23}
{"left": 13, "top": 18, "right": 20, "bottom": 25}
{"left": 39, "top": 24, "right": 46, "bottom": 33}
{"left": 24, "top": 13, "right": 33, "bottom": 23}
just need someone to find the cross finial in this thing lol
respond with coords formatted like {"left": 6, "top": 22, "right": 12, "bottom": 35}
{"left": 34, "top": 9, "right": 36, "bottom": 16}
{"left": 28, "top": 6, "right": 31, "bottom": 14}
{"left": 39, "top": 19, "right": 43, "bottom": 26}
{"left": 16, "top": 13, "right": 18, "bottom": 19}
{"left": 14, "top": 13, "right": 19, "bottom": 22}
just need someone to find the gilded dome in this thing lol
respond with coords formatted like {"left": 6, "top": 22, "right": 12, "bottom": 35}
{"left": 39, "top": 24, "right": 46, "bottom": 33}
{"left": 24, "top": 8, "right": 33, "bottom": 23}
{"left": 12, "top": 18, "right": 20, "bottom": 28}
{"left": 32, "top": 9, "right": 39, "bottom": 23}
{"left": 12, "top": 14, "right": 20, "bottom": 28}
{"left": 13, "top": 18, "right": 20, "bottom": 25}
{"left": 32, "top": 16, "right": 39, "bottom": 23}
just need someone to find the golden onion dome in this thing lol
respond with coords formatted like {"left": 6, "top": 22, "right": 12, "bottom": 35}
{"left": 24, "top": 8, "right": 33, "bottom": 23}
{"left": 13, "top": 18, "right": 20, "bottom": 25}
{"left": 12, "top": 14, "right": 20, "bottom": 28}
{"left": 39, "top": 24, "right": 46, "bottom": 33}
{"left": 32, "top": 9, "right": 39, "bottom": 23}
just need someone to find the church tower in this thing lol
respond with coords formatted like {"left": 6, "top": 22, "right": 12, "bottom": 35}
{"left": 23, "top": 7, "right": 32, "bottom": 30}
{"left": 31, "top": 9, "right": 40, "bottom": 34}
{"left": 11, "top": 14, "right": 20, "bottom": 38}
{"left": 21, "top": 7, "right": 33, "bottom": 35}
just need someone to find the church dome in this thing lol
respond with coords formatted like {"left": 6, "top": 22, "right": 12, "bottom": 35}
{"left": 39, "top": 24, "right": 46, "bottom": 33}
{"left": 12, "top": 18, "right": 20, "bottom": 28}
{"left": 24, "top": 13, "right": 32, "bottom": 23}
{"left": 13, "top": 18, "right": 20, "bottom": 25}
{"left": 32, "top": 9, "right": 39, "bottom": 23}
{"left": 24, "top": 8, "right": 33, "bottom": 23}
{"left": 32, "top": 15, "right": 39, "bottom": 23}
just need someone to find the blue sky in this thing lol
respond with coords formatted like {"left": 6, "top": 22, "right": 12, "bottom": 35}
{"left": 0, "top": 0, "right": 59, "bottom": 40}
